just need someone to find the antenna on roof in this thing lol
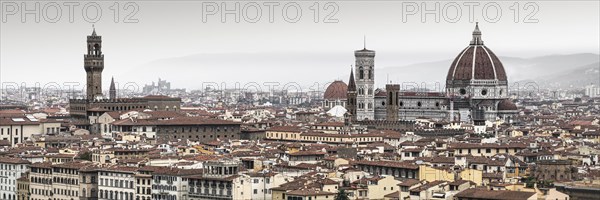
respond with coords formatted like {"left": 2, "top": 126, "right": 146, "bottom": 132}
{"left": 387, "top": 74, "right": 390, "bottom": 84}
{"left": 363, "top": 35, "right": 366, "bottom": 49}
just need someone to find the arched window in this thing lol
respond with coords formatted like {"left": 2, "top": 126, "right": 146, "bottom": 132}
{"left": 368, "top": 69, "right": 372, "bottom": 79}
{"left": 359, "top": 67, "right": 364, "bottom": 79}
{"left": 93, "top": 44, "right": 100, "bottom": 55}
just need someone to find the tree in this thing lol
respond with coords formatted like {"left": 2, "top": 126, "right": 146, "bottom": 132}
{"left": 523, "top": 176, "right": 536, "bottom": 188}
{"left": 335, "top": 189, "right": 350, "bottom": 200}
{"left": 79, "top": 151, "right": 93, "bottom": 161}
{"left": 538, "top": 180, "right": 554, "bottom": 188}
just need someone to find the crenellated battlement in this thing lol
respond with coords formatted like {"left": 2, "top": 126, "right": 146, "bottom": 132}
{"left": 412, "top": 129, "right": 466, "bottom": 137}
{"left": 357, "top": 120, "right": 415, "bottom": 125}
{"left": 84, "top": 55, "right": 104, "bottom": 59}
{"left": 69, "top": 98, "right": 147, "bottom": 104}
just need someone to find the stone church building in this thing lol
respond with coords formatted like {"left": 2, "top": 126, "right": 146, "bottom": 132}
{"left": 324, "top": 23, "right": 518, "bottom": 123}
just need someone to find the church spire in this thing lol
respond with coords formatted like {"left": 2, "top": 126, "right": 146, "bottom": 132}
{"left": 92, "top": 24, "right": 97, "bottom": 36}
{"left": 470, "top": 22, "right": 483, "bottom": 45}
{"left": 347, "top": 65, "right": 356, "bottom": 92}
{"left": 346, "top": 65, "right": 357, "bottom": 121}
{"left": 109, "top": 76, "right": 116, "bottom": 99}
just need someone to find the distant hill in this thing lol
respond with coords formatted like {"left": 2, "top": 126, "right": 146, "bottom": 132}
{"left": 124, "top": 52, "right": 351, "bottom": 90}
{"left": 536, "top": 62, "right": 600, "bottom": 88}
{"left": 127, "top": 52, "right": 599, "bottom": 90}
{"left": 377, "top": 53, "right": 599, "bottom": 88}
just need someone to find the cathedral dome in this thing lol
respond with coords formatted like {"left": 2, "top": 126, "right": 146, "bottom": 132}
{"left": 324, "top": 80, "right": 348, "bottom": 100}
{"left": 446, "top": 23, "right": 507, "bottom": 86}
{"left": 498, "top": 99, "right": 517, "bottom": 110}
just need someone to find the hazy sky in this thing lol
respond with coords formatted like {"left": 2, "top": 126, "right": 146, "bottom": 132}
{"left": 1, "top": 1, "right": 599, "bottom": 90}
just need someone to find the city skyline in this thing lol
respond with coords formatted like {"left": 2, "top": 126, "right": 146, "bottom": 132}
{"left": 1, "top": 2, "right": 600, "bottom": 200}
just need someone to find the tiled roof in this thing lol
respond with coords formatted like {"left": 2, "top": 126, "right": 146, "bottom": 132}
{"left": 449, "top": 142, "right": 527, "bottom": 149}
{"left": 0, "top": 117, "right": 39, "bottom": 125}
{"left": 267, "top": 126, "right": 303, "bottom": 132}
{"left": 353, "top": 160, "right": 419, "bottom": 170}
{"left": 454, "top": 188, "right": 535, "bottom": 200}
{"left": 324, "top": 81, "right": 347, "bottom": 100}
{"left": 53, "top": 161, "right": 94, "bottom": 169}
{"left": 112, "top": 117, "right": 239, "bottom": 126}
{"left": 287, "top": 189, "right": 335, "bottom": 196}
{"left": 397, "top": 179, "right": 421, "bottom": 187}
{"left": 410, "top": 180, "right": 446, "bottom": 192}
{"left": 0, "top": 157, "right": 31, "bottom": 164}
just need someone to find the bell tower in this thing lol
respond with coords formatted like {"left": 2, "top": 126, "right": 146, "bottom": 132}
{"left": 85, "top": 26, "right": 104, "bottom": 100}
{"left": 386, "top": 84, "right": 400, "bottom": 121}
{"left": 354, "top": 37, "right": 375, "bottom": 121}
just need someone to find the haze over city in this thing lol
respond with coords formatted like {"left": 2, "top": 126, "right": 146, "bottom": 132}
{"left": 1, "top": 1, "right": 599, "bottom": 90}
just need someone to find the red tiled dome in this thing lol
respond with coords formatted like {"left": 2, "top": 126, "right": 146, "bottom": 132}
{"left": 447, "top": 23, "right": 507, "bottom": 85}
{"left": 498, "top": 99, "right": 517, "bottom": 110}
{"left": 324, "top": 81, "right": 348, "bottom": 100}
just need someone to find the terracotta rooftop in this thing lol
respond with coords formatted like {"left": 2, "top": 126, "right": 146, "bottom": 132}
{"left": 410, "top": 180, "right": 446, "bottom": 192}
{"left": 267, "top": 126, "right": 303, "bottom": 132}
{"left": 454, "top": 188, "right": 535, "bottom": 200}
{"left": 112, "top": 117, "right": 239, "bottom": 126}
{"left": 0, "top": 157, "right": 31, "bottom": 164}
{"left": 397, "top": 179, "right": 421, "bottom": 187}
{"left": 353, "top": 160, "right": 419, "bottom": 170}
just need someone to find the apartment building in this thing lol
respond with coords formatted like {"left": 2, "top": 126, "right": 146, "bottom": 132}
{"left": 135, "top": 167, "right": 155, "bottom": 200}
{"left": 51, "top": 162, "right": 90, "bottom": 200}
{"left": 80, "top": 165, "right": 100, "bottom": 200}
{"left": 98, "top": 166, "right": 137, "bottom": 200}
{"left": 0, "top": 157, "right": 30, "bottom": 200}
{"left": 187, "top": 160, "right": 251, "bottom": 200}
{"left": 150, "top": 167, "right": 202, "bottom": 200}
{"left": 29, "top": 162, "right": 53, "bottom": 200}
